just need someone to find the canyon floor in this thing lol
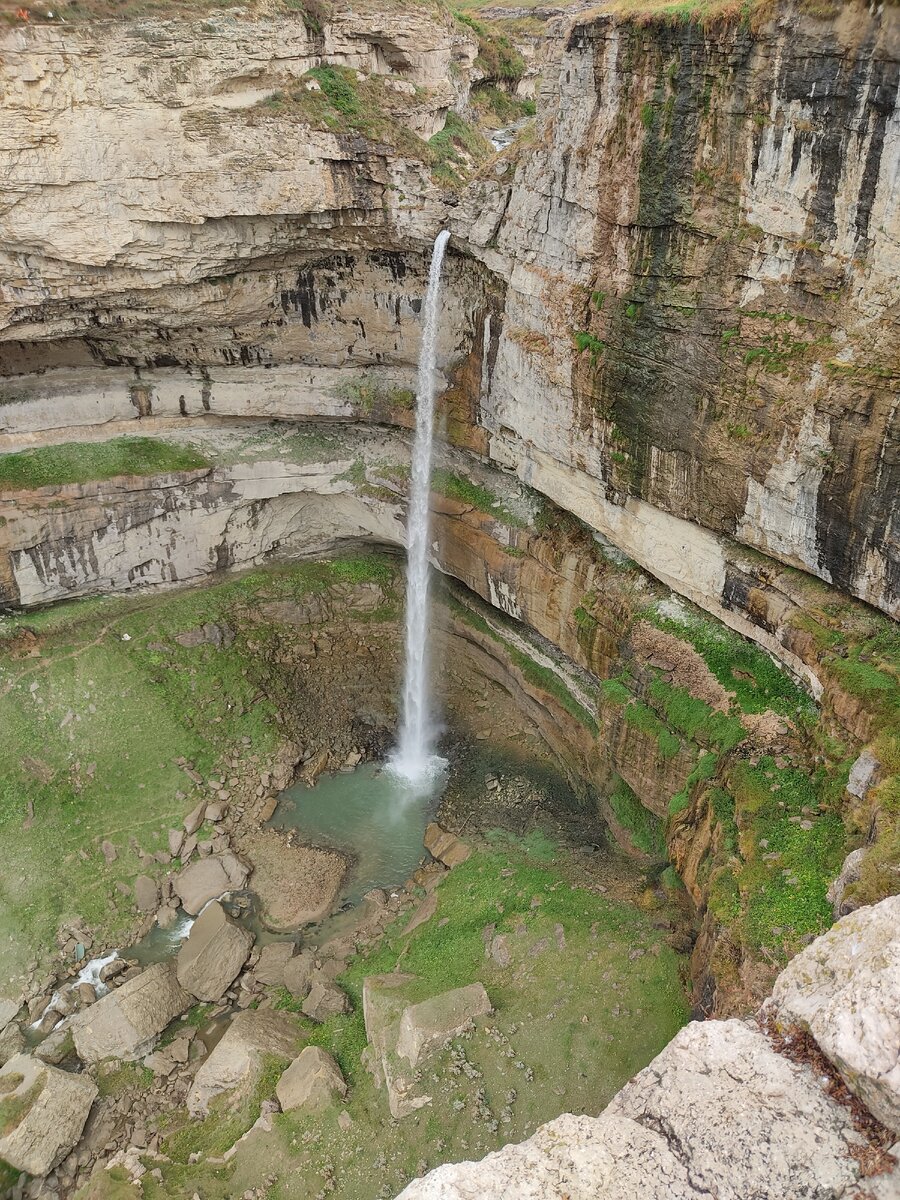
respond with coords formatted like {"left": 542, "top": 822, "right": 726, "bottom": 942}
{"left": 0, "top": 556, "right": 691, "bottom": 1200}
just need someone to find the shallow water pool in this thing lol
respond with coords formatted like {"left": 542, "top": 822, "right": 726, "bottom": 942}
{"left": 272, "top": 761, "right": 446, "bottom": 906}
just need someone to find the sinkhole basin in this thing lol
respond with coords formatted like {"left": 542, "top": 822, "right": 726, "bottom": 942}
{"left": 270, "top": 761, "right": 447, "bottom": 908}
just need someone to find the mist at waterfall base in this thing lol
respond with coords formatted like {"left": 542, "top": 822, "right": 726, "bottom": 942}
{"left": 388, "top": 229, "right": 452, "bottom": 793}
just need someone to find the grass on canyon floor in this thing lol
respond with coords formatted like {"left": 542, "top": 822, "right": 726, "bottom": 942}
{"left": 129, "top": 831, "right": 688, "bottom": 1200}
{"left": 0, "top": 555, "right": 396, "bottom": 992}
{"left": 0, "top": 437, "right": 209, "bottom": 492}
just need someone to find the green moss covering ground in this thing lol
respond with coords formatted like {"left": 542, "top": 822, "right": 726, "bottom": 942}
{"left": 608, "top": 777, "right": 666, "bottom": 856}
{"left": 143, "top": 833, "right": 688, "bottom": 1200}
{"left": 0, "top": 555, "right": 396, "bottom": 989}
{"left": 0, "top": 437, "right": 210, "bottom": 491}
{"left": 729, "top": 756, "right": 846, "bottom": 955}
{"left": 646, "top": 598, "right": 815, "bottom": 718}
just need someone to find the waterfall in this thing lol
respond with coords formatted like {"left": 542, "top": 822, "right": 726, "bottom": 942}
{"left": 390, "top": 230, "right": 451, "bottom": 787}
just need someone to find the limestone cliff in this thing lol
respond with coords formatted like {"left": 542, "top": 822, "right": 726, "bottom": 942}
{"left": 1, "top": 0, "right": 896, "bottom": 620}
{"left": 0, "top": 0, "right": 898, "bottom": 1015}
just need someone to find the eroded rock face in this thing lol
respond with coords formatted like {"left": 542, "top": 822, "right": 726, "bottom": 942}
{"left": 70, "top": 962, "right": 191, "bottom": 1064}
{"left": 769, "top": 894, "right": 900, "bottom": 1133}
{"left": 187, "top": 1009, "right": 301, "bottom": 1117}
{"left": 396, "top": 1020, "right": 865, "bottom": 1199}
{"left": 0, "top": 1053, "right": 97, "bottom": 1177}
{"left": 176, "top": 900, "right": 254, "bottom": 1002}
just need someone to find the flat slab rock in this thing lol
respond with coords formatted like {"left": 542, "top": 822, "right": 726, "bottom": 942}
{"left": 769, "top": 893, "right": 900, "bottom": 1133}
{"left": 397, "top": 983, "right": 492, "bottom": 1069}
{"left": 70, "top": 961, "right": 191, "bottom": 1064}
{"left": 243, "top": 829, "right": 348, "bottom": 930}
{"left": 176, "top": 900, "right": 254, "bottom": 1001}
{"left": 396, "top": 1020, "right": 871, "bottom": 1199}
{"left": 187, "top": 1008, "right": 301, "bottom": 1117}
{"left": 0, "top": 1053, "right": 97, "bottom": 1177}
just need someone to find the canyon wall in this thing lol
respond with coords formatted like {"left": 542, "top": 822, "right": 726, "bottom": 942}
{"left": 0, "top": 0, "right": 898, "bottom": 1011}
{"left": 2, "top": 0, "right": 896, "bottom": 619}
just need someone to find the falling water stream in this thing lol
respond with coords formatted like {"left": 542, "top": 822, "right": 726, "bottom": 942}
{"left": 389, "top": 229, "right": 451, "bottom": 788}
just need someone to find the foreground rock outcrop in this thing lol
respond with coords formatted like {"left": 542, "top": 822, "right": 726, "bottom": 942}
{"left": 0, "top": 1053, "right": 97, "bottom": 1177}
{"left": 770, "top": 894, "right": 900, "bottom": 1134}
{"left": 398, "top": 898, "right": 900, "bottom": 1198}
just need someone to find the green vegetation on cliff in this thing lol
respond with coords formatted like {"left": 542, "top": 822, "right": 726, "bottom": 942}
{"left": 0, "top": 437, "right": 210, "bottom": 491}
{"left": 608, "top": 776, "right": 666, "bottom": 856}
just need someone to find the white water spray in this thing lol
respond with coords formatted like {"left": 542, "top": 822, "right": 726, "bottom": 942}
{"left": 389, "top": 230, "right": 451, "bottom": 788}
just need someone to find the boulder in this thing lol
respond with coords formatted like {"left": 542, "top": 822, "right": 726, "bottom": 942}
{"left": 302, "top": 979, "right": 350, "bottom": 1023}
{"left": 396, "top": 984, "right": 491, "bottom": 1069}
{"left": 362, "top": 974, "right": 447, "bottom": 1119}
{"left": 424, "top": 823, "right": 471, "bottom": 870}
{"left": 134, "top": 875, "right": 158, "bottom": 913}
{"left": 0, "top": 1053, "right": 97, "bottom": 1177}
{"left": 0, "top": 1023, "right": 26, "bottom": 1067}
{"left": 769, "top": 894, "right": 900, "bottom": 1133}
{"left": 397, "top": 1020, "right": 864, "bottom": 1199}
{"left": 70, "top": 962, "right": 191, "bottom": 1064}
{"left": 176, "top": 901, "right": 254, "bottom": 1001}
{"left": 254, "top": 942, "right": 296, "bottom": 987}
{"left": 183, "top": 801, "right": 206, "bottom": 836}
{"left": 173, "top": 856, "right": 238, "bottom": 915}
{"left": 283, "top": 950, "right": 316, "bottom": 1000}
{"left": 168, "top": 828, "right": 185, "bottom": 857}
{"left": 0, "top": 1000, "right": 19, "bottom": 1033}
{"left": 34, "top": 1026, "right": 74, "bottom": 1066}
{"left": 187, "top": 1009, "right": 300, "bottom": 1117}
{"left": 825, "top": 846, "right": 867, "bottom": 916}
{"left": 276, "top": 1046, "right": 346, "bottom": 1112}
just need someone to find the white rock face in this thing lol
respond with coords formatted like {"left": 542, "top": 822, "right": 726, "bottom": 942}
{"left": 397, "top": 1111, "right": 701, "bottom": 1200}
{"left": 770, "top": 894, "right": 900, "bottom": 1133}
{"left": 0, "top": 1053, "right": 97, "bottom": 1177}
{"left": 737, "top": 410, "right": 833, "bottom": 579}
{"left": 0, "top": 8, "right": 471, "bottom": 321}
{"left": 397, "top": 1020, "right": 864, "bottom": 1199}
{"left": 0, "top": 435, "right": 406, "bottom": 609}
